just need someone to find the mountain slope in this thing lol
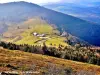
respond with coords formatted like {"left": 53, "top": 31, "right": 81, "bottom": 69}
{"left": 1, "top": 18, "right": 68, "bottom": 46}
{"left": 44, "top": 2, "right": 100, "bottom": 24}
{"left": 0, "top": 47, "right": 100, "bottom": 75}
{"left": 0, "top": 2, "right": 100, "bottom": 46}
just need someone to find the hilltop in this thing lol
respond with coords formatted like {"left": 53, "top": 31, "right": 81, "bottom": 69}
{"left": 0, "top": 1, "right": 100, "bottom": 46}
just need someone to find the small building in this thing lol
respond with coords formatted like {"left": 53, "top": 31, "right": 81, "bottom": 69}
{"left": 37, "top": 34, "right": 46, "bottom": 37}
{"left": 33, "top": 32, "right": 38, "bottom": 36}
{"left": 33, "top": 32, "right": 46, "bottom": 37}
{"left": 61, "top": 31, "right": 68, "bottom": 37}
{"left": 41, "top": 34, "right": 46, "bottom": 37}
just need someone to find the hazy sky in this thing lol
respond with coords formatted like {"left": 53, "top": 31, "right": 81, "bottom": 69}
{"left": 0, "top": 0, "right": 99, "bottom": 4}
{"left": 0, "top": 0, "right": 61, "bottom": 4}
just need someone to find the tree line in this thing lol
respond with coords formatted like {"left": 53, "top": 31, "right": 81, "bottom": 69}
{"left": 0, "top": 41, "right": 100, "bottom": 66}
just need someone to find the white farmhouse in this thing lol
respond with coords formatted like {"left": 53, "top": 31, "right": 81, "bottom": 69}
{"left": 33, "top": 32, "right": 38, "bottom": 36}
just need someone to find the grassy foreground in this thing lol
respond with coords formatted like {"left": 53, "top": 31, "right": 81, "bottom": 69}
{"left": 0, "top": 47, "right": 100, "bottom": 75}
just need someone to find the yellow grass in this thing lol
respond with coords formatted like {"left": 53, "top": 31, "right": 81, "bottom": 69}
{"left": 0, "top": 47, "right": 100, "bottom": 75}
{"left": 1, "top": 18, "right": 68, "bottom": 47}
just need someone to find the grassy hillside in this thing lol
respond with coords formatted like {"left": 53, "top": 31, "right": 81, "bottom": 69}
{"left": 1, "top": 18, "right": 68, "bottom": 47}
{"left": 0, "top": 47, "right": 100, "bottom": 75}
{"left": 0, "top": 2, "right": 100, "bottom": 46}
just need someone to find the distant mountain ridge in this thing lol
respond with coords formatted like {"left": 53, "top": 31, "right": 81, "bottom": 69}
{"left": 0, "top": 1, "right": 100, "bottom": 46}
{"left": 44, "top": 2, "right": 100, "bottom": 24}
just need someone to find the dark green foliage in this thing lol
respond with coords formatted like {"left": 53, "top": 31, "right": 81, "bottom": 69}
{"left": 0, "top": 41, "right": 99, "bottom": 66}
{"left": 0, "top": 42, "right": 43, "bottom": 54}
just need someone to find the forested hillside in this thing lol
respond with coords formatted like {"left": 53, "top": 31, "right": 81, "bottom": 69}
{"left": 0, "top": 2, "right": 100, "bottom": 46}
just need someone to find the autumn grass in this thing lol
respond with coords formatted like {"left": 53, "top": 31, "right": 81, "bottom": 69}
{"left": 0, "top": 47, "right": 100, "bottom": 75}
